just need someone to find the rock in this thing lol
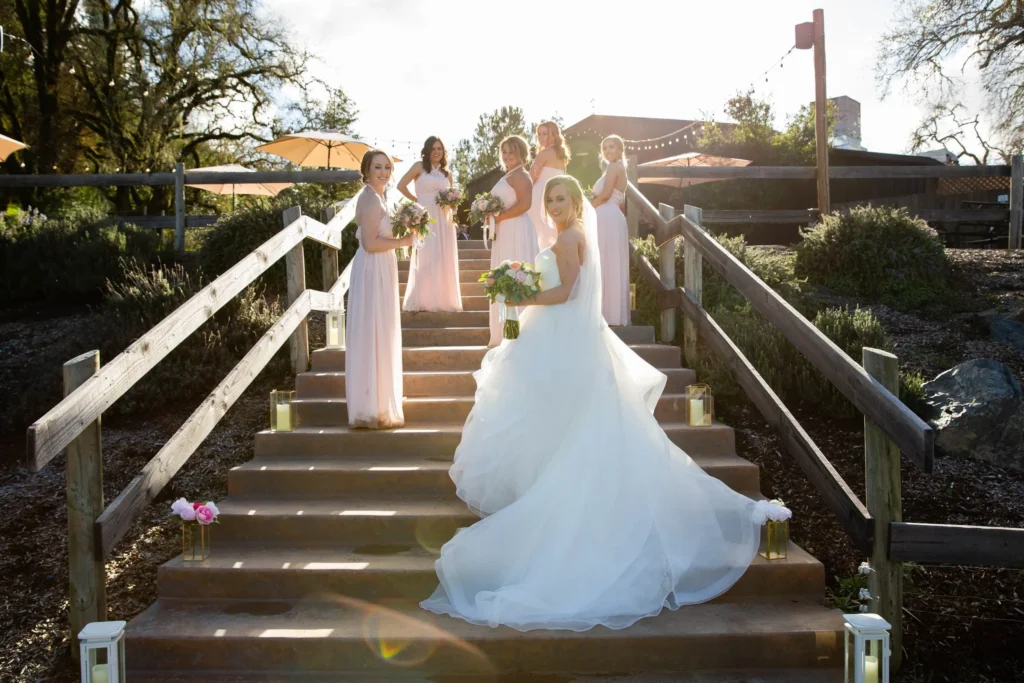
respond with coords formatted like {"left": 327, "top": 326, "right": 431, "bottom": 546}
{"left": 990, "top": 317, "right": 1024, "bottom": 355}
{"left": 922, "top": 358, "right": 1024, "bottom": 471}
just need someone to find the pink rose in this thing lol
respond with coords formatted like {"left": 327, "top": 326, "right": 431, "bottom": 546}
{"left": 195, "top": 504, "right": 216, "bottom": 525}
{"left": 510, "top": 261, "right": 521, "bottom": 271}
{"left": 171, "top": 498, "right": 197, "bottom": 521}
{"left": 485, "top": 277, "right": 495, "bottom": 285}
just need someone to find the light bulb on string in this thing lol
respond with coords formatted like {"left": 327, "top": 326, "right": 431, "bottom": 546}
{"left": 69, "top": 67, "right": 75, "bottom": 74}
{"left": 108, "top": 79, "right": 115, "bottom": 86}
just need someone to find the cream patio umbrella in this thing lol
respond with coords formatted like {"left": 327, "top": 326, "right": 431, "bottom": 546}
{"left": 639, "top": 152, "right": 751, "bottom": 189}
{"left": 255, "top": 131, "right": 401, "bottom": 169}
{"left": 185, "top": 164, "right": 294, "bottom": 210}
{"left": 0, "top": 133, "right": 28, "bottom": 161}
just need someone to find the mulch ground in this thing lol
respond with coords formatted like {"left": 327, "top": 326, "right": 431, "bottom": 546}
{"left": 0, "top": 250, "right": 1022, "bottom": 683}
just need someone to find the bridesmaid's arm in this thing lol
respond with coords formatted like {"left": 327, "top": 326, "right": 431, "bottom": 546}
{"left": 356, "top": 191, "right": 414, "bottom": 253}
{"left": 529, "top": 148, "right": 550, "bottom": 182}
{"left": 591, "top": 163, "right": 623, "bottom": 208}
{"left": 518, "top": 234, "right": 584, "bottom": 307}
{"left": 495, "top": 170, "right": 532, "bottom": 223}
{"left": 396, "top": 165, "right": 420, "bottom": 203}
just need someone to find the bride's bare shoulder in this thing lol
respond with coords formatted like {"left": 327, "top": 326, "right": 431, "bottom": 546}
{"left": 552, "top": 226, "right": 585, "bottom": 254}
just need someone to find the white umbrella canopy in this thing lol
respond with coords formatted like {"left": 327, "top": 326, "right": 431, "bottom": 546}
{"left": 255, "top": 131, "right": 402, "bottom": 170}
{"left": 639, "top": 152, "right": 751, "bottom": 189}
{"left": 0, "top": 133, "right": 28, "bottom": 161}
{"left": 185, "top": 164, "right": 294, "bottom": 210}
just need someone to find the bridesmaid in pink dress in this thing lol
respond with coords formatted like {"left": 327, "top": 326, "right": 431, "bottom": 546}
{"left": 346, "top": 150, "right": 416, "bottom": 429}
{"left": 487, "top": 135, "right": 538, "bottom": 347}
{"left": 397, "top": 136, "right": 463, "bottom": 312}
{"left": 528, "top": 121, "right": 569, "bottom": 251}
{"left": 590, "top": 135, "right": 630, "bottom": 326}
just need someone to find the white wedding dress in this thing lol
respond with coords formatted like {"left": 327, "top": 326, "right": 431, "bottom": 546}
{"left": 420, "top": 203, "right": 770, "bottom": 632}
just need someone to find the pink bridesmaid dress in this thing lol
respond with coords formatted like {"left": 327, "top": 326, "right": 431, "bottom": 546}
{"left": 528, "top": 165, "right": 563, "bottom": 251}
{"left": 403, "top": 167, "right": 463, "bottom": 312}
{"left": 593, "top": 171, "right": 630, "bottom": 326}
{"left": 345, "top": 186, "right": 405, "bottom": 429}
{"left": 488, "top": 174, "right": 539, "bottom": 347}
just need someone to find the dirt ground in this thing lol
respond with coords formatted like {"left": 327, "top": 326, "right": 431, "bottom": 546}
{"left": 0, "top": 249, "right": 1022, "bottom": 683}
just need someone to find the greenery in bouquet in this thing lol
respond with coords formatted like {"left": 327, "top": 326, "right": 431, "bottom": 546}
{"left": 479, "top": 259, "right": 541, "bottom": 339}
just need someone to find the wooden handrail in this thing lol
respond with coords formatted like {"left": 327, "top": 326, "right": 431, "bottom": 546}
{"left": 626, "top": 183, "right": 935, "bottom": 472}
{"left": 631, "top": 246, "right": 873, "bottom": 551}
{"left": 0, "top": 168, "right": 362, "bottom": 189}
{"left": 889, "top": 522, "right": 1024, "bottom": 568}
{"left": 635, "top": 164, "right": 1011, "bottom": 180}
{"left": 26, "top": 210, "right": 342, "bottom": 472}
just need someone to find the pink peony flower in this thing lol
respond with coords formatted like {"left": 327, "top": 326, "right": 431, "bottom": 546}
{"left": 510, "top": 261, "right": 522, "bottom": 271}
{"left": 195, "top": 504, "right": 216, "bottom": 525}
{"left": 485, "top": 277, "right": 495, "bottom": 285}
{"left": 204, "top": 501, "right": 220, "bottom": 517}
{"left": 513, "top": 270, "right": 527, "bottom": 283}
{"left": 171, "top": 498, "right": 196, "bottom": 521}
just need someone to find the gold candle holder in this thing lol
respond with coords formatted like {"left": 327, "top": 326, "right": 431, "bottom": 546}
{"left": 326, "top": 310, "right": 345, "bottom": 349}
{"left": 759, "top": 519, "right": 789, "bottom": 560}
{"left": 182, "top": 522, "right": 210, "bottom": 561}
{"left": 270, "top": 390, "right": 294, "bottom": 432}
{"left": 686, "top": 383, "right": 713, "bottom": 427}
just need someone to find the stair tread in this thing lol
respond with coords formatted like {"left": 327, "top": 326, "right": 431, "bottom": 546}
{"left": 128, "top": 596, "right": 843, "bottom": 642}
{"left": 258, "top": 421, "right": 732, "bottom": 436}
{"left": 294, "top": 391, "right": 701, "bottom": 404}
{"left": 217, "top": 495, "right": 474, "bottom": 517}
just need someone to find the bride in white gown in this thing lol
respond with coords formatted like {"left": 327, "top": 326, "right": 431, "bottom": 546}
{"left": 420, "top": 174, "right": 774, "bottom": 632}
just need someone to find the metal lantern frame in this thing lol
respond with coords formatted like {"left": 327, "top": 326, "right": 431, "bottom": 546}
{"left": 270, "top": 389, "right": 295, "bottom": 432}
{"left": 844, "top": 613, "right": 891, "bottom": 683}
{"left": 685, "top": 383, "right": 713, "bottom": 427}
{"left": 79, "top": 620, "right": 127, "bottom": 683}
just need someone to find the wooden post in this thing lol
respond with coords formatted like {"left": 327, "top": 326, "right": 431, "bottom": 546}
{"left": 283, "top": 206, "right": 309, "bottom": 374}
{"left": 813, "top": 9, "right": 831, "bottom": 215}
{"left": 1009, "top": 154, "right": 1023, "bottom": 250}
{"left": 321, "top": 204, "right": 341, "bottom": 291}
{"left": 682, "top": 205, "right": 704, "bottom": 367}
{"left": 174, "top": 162, "right": 186, "bottom": 251}
{"left": 65, "top": 351, "right": 106, "bottom": 660}
{"left": 626, "top": 155, "right": 640, "bottom": 239}
{"left": 862, "top": 347, "right": 903, "bottom": 671}
{"left": 657, "top": 203, "right": 677, "bottom": 343}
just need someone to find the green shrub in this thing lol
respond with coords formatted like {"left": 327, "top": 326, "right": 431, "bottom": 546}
{"left": 794, "top": 206, "right": 948, "bottom": 309}
{"left": 199, "top": 193, "right": 358, "bottom": 293}
{"left": 0, "top": 207, "right": 163, "bottom": 305}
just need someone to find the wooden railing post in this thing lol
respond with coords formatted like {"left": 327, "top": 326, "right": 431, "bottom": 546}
{"left": 682, "top": 205, "right": 704, "bottom": 367}
{"left": 862, "top": 347, "right": 903, "bottom": 671}
{"left": 657, "top": 203, "right": 677, "bottom": 342}
{"left": 174, "top": 162, "right": 186, "bottom": 251}
{"left": 1009, "top": 154, "right": 1022, "bottom": 250}
{"left": 65, "top": 351, "right": 106, "bottom": 660}
{"left": 322, "top": 203, "right": 341, "bottom": 291}
{"left": 283, "top": 206, "right": 310, "bottom": 373}
{"left": 626, "top": 156, "right": 640, "bottom": 239}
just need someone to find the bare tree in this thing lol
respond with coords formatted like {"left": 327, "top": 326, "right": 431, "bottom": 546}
{"left": 911, "top": 101, "right": 1010, "bottom": 164}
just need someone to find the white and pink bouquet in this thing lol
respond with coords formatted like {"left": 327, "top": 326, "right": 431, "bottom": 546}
{"left": 479, "top": 260, "right": 542, "bottom": 339}
{"left": 469, "top": 192, "right": 505, "bottom": 249}
{"left": 390, "top": 200, "right": 434, "bottom": 250}
{"left": 436, "top": 186, "right": 463, "bottom": 210}
{"left": 172, "top": 497, "right": 221, "bottom": 525}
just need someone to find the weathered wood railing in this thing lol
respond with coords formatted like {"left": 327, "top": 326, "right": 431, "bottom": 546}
{"left": 26, "top": 194, "right": 358, "bottom": 655}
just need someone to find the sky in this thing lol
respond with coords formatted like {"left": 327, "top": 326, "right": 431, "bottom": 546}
{"left": 263, "top": 0, "right": 947, "bottom": 174}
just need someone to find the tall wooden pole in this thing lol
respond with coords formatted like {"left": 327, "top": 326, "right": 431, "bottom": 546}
{"left": 813, "top": 9, "right": 831, "bottom": 215}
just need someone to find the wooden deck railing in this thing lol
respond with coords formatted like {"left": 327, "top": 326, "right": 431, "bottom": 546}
{"left": 27, "top": 200, "right": 356, "bottom": 647}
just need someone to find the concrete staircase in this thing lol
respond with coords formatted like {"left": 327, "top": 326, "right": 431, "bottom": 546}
{"left": 125, "top": 240, "right": 845, "bottom": 681}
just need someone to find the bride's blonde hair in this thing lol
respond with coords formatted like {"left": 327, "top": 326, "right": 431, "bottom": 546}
{"left": 543, "top": 174, "right": 585, "bottom": 226}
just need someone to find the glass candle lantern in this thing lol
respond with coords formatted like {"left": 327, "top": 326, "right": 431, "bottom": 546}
{"left": 326, "top": 309, "right": 345, "bottom": 349}
{"left": 79, "top": 620, "right": 127, "bottom": 683}
{"left": 759, "top": 515, "right": 789, "bottom": 560}
{"left": 630, "top": 283, "right": 637, "bottom": 311}
{"left": 844, "top": 613, "right": 891, "bottom": 683}
{"left": 686, "top": 384, "right": 713, "bottom": 427}
{"left": 270, "top": 390, "right": 294, "bottom": 432}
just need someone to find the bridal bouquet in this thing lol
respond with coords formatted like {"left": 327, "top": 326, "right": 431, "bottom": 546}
{"left": 480, "top": 260, "right": 541, "bottom": 340}
{"left": 436, "top": 186, "right": 463, "bottom": 210}
{"left": 470, "top": 192, "right": 505, "bottom": 248}
{"left": 391, "top": 200, "right": 434, "bottom": 250}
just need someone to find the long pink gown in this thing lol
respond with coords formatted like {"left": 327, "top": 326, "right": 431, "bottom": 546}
{"left": 528, "top": 165, "right": 563, "bottom": 251}
{"left": 594, "top": 171, "right": 630, "bottom": 326}
{"left": 488, "top": 174, "right": 539, "bottom": 347}
{"left": 403, "top": 167, "right": 463, "bottom": 312}
{"left": 345, "top": 186, "right": 405, "bottom": 429}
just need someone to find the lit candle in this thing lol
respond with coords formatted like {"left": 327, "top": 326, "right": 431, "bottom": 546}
{"left": 92, "top": 663, "right": 109, "bottom": 683}
{"left": 864, "top": 654, "right": 879, "bottom": 683}
{"left": 689, "top": 399, "right": 704, "bottom": 426}
{"left": 275, "top": 403, "right": 292, "bottom": 432}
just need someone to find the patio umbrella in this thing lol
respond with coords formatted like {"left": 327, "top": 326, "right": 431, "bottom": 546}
{"left": 255, "top": 131, "right": 401, "bottom": 170}
{"left": 185, "top": 164, "right": 293, "bottom": 210}
{"left": 0, "top": 133, "right": 28, "bottom": 161}
{"left": 639, "top": 152, "right": 751, "bottom": 189}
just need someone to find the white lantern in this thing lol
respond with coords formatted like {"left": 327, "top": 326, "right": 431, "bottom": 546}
{"left": 844, "top": 613, "right": 891, "bottom": 683}
{"left": 326, "top": 309, "right": 345, "bottom": 349}
{"left": 79, "top": 620, "right": 126, "bottom": 683}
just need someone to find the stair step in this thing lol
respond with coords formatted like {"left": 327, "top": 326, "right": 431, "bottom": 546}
{"left": 400, "top": 310, "right": 488, "bottom": 328}
{"left": 254, "top": 420, "right": 735, "bottom": 459}
{"left": 456, "top": 248, "right": 490, "bottom": 259}
{"left": 401, "top": 281, "right": 485, "bottom": 296}
{"left": 294, "top": 391, "right": 705, "bottom": 426}
{"left": 128, "top": 670, "right": 846, "bottom": 683}
{"left": 310, "top": 343, "right": 683, "bottom": 372}
{"left": 399, "top": 258, "right": 490, "bottom": 271}
{"left": 295, "top": 368, "right": 697, "bottom": 399}
{"left": 158, "top": 540, "right": 824, "bottom": 602}
{"left": 403, "top": 327, "right": 490, "bottom": 346}
{"left": 126, "top": 598, "right": 843, "bottom": 676}
{"left": 230, "top": 450, "right": 759, "bottom": 497}
{"left": 399, "top": 269, "right": 485, "bottom": 284}
{"left": 457, "top": 240, "right": 486, "bottom": 249}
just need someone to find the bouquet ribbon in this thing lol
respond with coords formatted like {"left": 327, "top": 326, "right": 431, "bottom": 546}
{"left": 483, "top": 215, "right": 495, "bottom": 250}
